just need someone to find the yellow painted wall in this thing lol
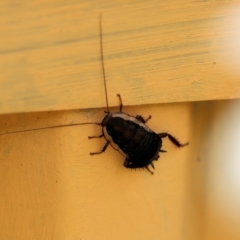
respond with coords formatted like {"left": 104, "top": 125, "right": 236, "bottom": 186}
{"left": 1, "top": 101, "right": 240, "bottom": 240}
{"left": 0, "top": 104, "right": 191, "bottom": 240}
{"left": 1, "top": 0, "right": 240, "bottom": 239}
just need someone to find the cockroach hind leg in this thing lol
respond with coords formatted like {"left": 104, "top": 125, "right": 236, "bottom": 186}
{"left": 167, "top": 133, "right": 189, "bottom": 147}
{"left": 116, "top": 94, "right": 123, "bottom": 112}
{"left": 123, "top": 159, "right": 139, "bottom": 169}
{"left": 150, "top": 162, "right": 155, "bottom": 169}
{"left": 145, "top": 166, "right": 154, "bottom": 175}
{"left": 123, "top": 158, "right": 131, "bottom": 167}
{"left": 158, "top": 132, "right": 189, "bottom": 148}
{"left": 90, "top": 141, "right": 109, "bottom": 155}
{"left": 160, "top": 149, "right": 167, "bottom": 152}
{"left": 88, "top": 134, "right": 104, "bottom": 139}
{"left": 124, "top": 159, "right": 154, "bottom": 175}
{"left": 136, "top": 115, "right": 152, "bottom": 124}
{"left": 158, "top": 132, "right": 168, "bottom": 138}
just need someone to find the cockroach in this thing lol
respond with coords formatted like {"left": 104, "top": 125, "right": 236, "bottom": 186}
{"left": 0, "top": 14, "right": 188, "bottom": 174}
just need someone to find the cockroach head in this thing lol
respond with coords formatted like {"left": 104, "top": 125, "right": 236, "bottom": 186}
{"left": 101, "top": 112, "right": 112, "bottom": 127}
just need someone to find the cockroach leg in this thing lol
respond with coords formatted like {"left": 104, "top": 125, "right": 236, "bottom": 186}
{"left": 145, "top": 166, "right": 154, "bottom": 175}
{"left": 123, "top": 158, "right": 131, "bottom": 168}
{"left": 150, "top": 162, "right": 155, "bottom": 169}
{"left": 160, "top": 149, "right": 167, "bottom": 153}
{"left": 124, "top": 159, "right": 154, "bottom": 175}
{"left": 88, "top": 134, "right": 104, "bottom": 139}
{"left": 90, "top": 141, "right": 110, "bottom": 155}
{"left": 136, "top": 115, "right": 152, "bottom": 123}
{"left": 158, "top": 132, "right": 189, "bottom": 147}
{"left": 116, "top": 94, "right": 123, "bottom": 112}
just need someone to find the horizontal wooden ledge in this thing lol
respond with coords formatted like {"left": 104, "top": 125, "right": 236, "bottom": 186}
{"left": 0, "top": 0, "right": 240, "bottom": 114}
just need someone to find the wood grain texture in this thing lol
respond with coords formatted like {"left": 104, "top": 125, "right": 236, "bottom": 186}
{"left": 0, "top": 0, "right": 240, "bottom": 114}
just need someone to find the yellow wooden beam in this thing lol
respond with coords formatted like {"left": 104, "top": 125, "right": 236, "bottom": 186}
{"left": 0, "top": 1, "right": 240, "bottom": 114}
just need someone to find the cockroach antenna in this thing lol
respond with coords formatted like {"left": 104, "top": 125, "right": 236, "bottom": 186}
{"left": 0, "top": 122, "right": 101, "bottom": 136}
{"left": 0, "top": 13, "right": 107, "bottom": 137}
{"left": 99, "top": 13, "right": 110, "bottom": 113}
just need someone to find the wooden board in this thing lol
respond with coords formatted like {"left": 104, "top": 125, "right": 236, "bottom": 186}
{"left": 0, "top": 0, "right": 240, "bottom": 114}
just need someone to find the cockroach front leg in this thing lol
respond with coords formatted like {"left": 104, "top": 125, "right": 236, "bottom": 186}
{"left": 116, "top": 94, "right": 123, "bottom": 112}
{"left": 136, "top": 115, "right": 152, "bottom": 124}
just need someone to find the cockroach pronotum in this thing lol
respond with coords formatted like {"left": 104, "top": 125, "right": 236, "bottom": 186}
{"left": 0, "top": 14, "right": 189, "bottom": 174}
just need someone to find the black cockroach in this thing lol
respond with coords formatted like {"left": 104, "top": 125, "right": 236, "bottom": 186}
{"left": 0, "top": 14, "right": 188, "bottom": 174}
